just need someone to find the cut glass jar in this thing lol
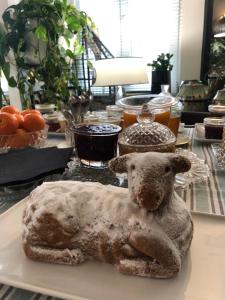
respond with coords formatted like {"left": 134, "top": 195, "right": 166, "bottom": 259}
{"left": 118, "top": 105, "right": 176, "bottom": 155}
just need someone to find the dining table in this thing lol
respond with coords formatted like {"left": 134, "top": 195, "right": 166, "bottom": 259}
{"left": 0, "top": 127, "right": 225, "bottom": 300}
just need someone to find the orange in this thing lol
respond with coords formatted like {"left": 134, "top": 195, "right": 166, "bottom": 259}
{"left": 21, "top": 109, "right": 41, "bottom": 116}
{"left": 0, "top": 112, "right": 19, "bottom": 134}
{"left": 14, "top": 113, "right": 25, "bottom": 128}
{"left": 1, "top": 105, "right": 20, "bottom": 114}
{"left": 22, "top": 113, "right": 45, "bottom": 132}
{"left": 5, "top": 128, "right": 36, "bottom": 148}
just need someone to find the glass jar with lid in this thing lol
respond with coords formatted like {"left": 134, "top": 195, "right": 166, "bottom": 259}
{"left": 208, "top": 105, "right": 225, "bottom": 117}
{"left": 203, "top": 117, "right": 225, "bottom": 140}
{"left": 116, "top": 94, "right": 160, "bottom": 128}
{"left": 118, "top": 104, "right": 176, "bottom": 155}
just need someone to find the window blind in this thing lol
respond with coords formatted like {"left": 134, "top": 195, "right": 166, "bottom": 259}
{"left": 77, "top": 0, "right": 181, "bottom": 94}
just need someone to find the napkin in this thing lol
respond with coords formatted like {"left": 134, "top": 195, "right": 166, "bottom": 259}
{"left": 0, "top": 147, "right": 73, "bottom": 185}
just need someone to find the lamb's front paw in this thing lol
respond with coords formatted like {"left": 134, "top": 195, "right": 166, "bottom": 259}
{"left": 24, "top": 244, "right": 85, "bottom": 265}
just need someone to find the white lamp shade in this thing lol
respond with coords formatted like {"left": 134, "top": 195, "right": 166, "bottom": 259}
{"left": 92, "top": 57, "right": 149, "bottom": 86}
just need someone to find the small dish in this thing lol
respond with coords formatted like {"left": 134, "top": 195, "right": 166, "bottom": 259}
{"left": 194, "top": 123, "right": 223, "bottom": 143}
{"left": 211, "top": 143, "right": 225, "bottom": 170}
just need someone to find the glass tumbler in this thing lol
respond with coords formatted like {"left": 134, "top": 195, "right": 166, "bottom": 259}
{"left": 168, "top": 99, "right": 183, "bottom": 137}
{"left": 71, "top": 123, "right": 122, "bottom": 168}
{"left": 148, "top": 96, "right": 174, "bottom": 126}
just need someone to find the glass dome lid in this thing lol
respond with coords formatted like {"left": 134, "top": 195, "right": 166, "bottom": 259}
{"left": 122, "top": 120, "right": 176, "bottom": 146}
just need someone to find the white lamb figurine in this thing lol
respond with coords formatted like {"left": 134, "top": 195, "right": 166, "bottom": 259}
{"left": 22, "top": 152, "right": 193, "bottom": 279}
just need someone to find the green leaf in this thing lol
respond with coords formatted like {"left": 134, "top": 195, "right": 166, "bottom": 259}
{"left": 74, "top": 40, "right": 84, "bottom": 56}
{"left": 66, "top": 16, "right": 81, "bottom": 32}
{"left": 35, "top": 25, "right": 48, "bottom": 42}
{"left": 66, "top": 49, "right": 75, "bottom": 59}
{"left": 8, "top": 76, "right": 17, "bottom": 87}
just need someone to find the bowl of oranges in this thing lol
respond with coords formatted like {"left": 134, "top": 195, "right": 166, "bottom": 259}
{"left": 0, "top": 105, "right": 48, "bottom": 150}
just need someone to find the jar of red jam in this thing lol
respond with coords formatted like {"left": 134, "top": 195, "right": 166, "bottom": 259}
{"left": 71, "top": 123, "right": 122, "bottom": 168}
{"left": 204, "top": 117, "right": 225, "bottom": 140}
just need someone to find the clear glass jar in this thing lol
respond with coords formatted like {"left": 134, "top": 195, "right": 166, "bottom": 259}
{"left": 122, "top": 109, "right": 139, "bottom": 127}
{"left": 168, "top": 98, "right": 183, "bottom": 136}
{"left": 71, "top": 123, "right": 122, "bottom": 168}
{"left": 203, "top": 117, "right": 225, "bottom": 140}
{"left": 106, "top": 105, "right": 123, "bottom": 118}
{"left": 148, "top": 96, "right": 174, "bottom": 126}
{"left": 118, "top": 105, "right": 176, "bottom": 155}
{"left": 116, "top": 94, "right": 160, "bottom": 128}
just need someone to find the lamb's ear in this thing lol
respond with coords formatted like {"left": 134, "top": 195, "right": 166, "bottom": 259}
{"left": 170, "top": 154, "right": 191, "bottom": 174}
{"left": 109, "top": 154, "right": 131, "bottom": 173}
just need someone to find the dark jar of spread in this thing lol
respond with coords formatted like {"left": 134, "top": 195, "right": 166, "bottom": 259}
{"left": 71, "top": 123, "right": 122, "bottom": 168}
{"left": 204, "top": 117, "right": 225, "bottom": 140}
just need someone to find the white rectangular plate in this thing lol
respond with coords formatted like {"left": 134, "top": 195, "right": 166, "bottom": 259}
{"left": 194, "top": 123, "right": 223, "bottom": 143}
{"left": 1, "top": 200, "right": 225, "bottom": 300}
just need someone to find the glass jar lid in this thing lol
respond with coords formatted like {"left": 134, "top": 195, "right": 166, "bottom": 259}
{"left": 106, "top": 105, "right": 123, "bottom": 112}
{"left": 148, "top": 95, "right": 175, "bottom": 109}
{"left": 212, "top": 86, "right": 225, "bottom": 105}
{"left": 72, "top": 123, "right": 122, "bottom": 136}
{"left": 203, "top": 117, "right": 225, "bottom": 126}
{"left": 116, "top": 94, "right": 163, "bottom": 111}
{"left": 121, "top": 122, "right": 175, "bottom": 146}
{"left": 208, "top": 105, "right": 225, "bottom": 114}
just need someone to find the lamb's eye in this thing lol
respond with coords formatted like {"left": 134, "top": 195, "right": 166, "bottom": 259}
{"left": 165, "top": 166, "right": 171, "bottom": 173}
{"left": 131, "top": 165, "right": 135, "bottom": 170}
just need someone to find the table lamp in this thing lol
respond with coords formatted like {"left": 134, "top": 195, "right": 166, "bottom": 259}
{"left": 92, "top": 57, "right": 149, "bottom": 100}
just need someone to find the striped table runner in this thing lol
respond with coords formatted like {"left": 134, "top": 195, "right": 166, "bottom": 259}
{"left": 0, "top": 284, "right": 61, "bottom": 300}
{"left": 1, "top": 127, "right": 225, "bottom": 300}
{"left": 184, "top": 128, "right": 225, "bottom": 216}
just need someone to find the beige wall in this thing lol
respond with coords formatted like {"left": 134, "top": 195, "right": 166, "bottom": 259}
{"left": 179, "top": 0, "right": 205, "bottom": 83}
{"left": 0, "top": 0, "right": 9, "bottom": 21}
{"left": 0, "top": 0, "right": 19, "bottom": 19}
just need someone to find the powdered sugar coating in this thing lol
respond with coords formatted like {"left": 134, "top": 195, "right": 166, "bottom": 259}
{"left": 22, "top": 152, "right": 193, "bottom": 279}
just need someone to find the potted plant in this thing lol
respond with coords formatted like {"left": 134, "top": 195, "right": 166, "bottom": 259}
{"left": 207, "top": 37, "right": 225, "bottom": 97}
{"left": 0, "top": 22, "right": 17, "bottom": 108}
{"left": 0, "top": 0, "right": 94, "bottom": 108}
{"left": 148, "top": 53, "right": 173, "bottom": 94}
